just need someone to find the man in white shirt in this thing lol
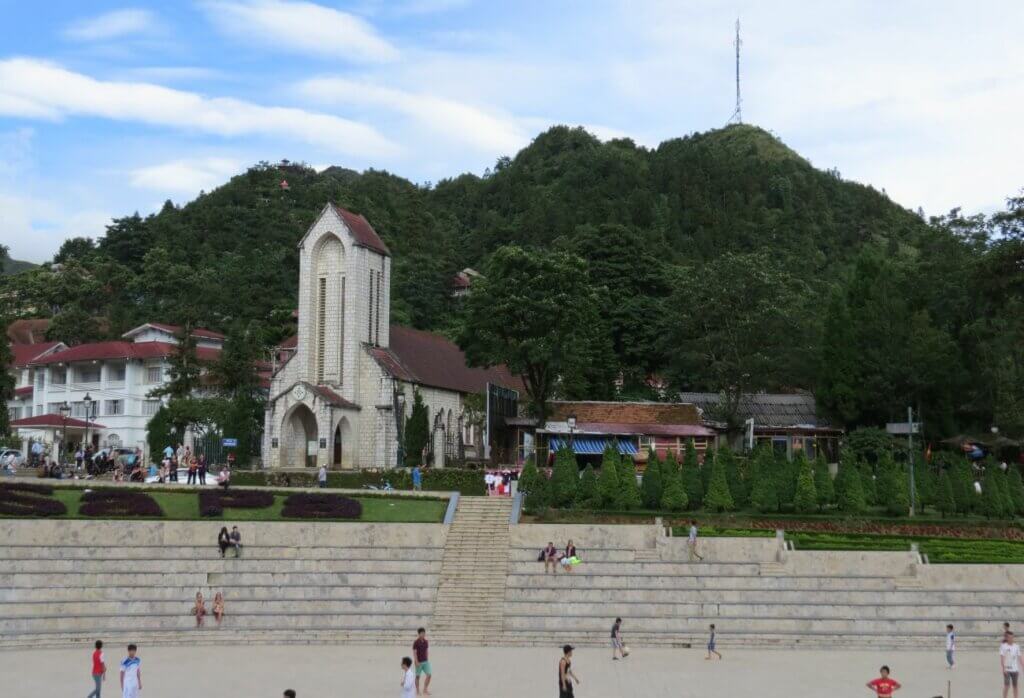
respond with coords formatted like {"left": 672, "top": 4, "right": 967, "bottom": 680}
{"left": 1002, "top": 631, "right": 1021, "bottom": 698}
{"left": 400, "top": 657, "right": 416, "bottom": 698}
{"left": 945, "top": 623, "right": 955, "bottom": 668}
{"left": 318, "top": 464, "right": 328, "bottom": 488}
{"left": 119, "top": 644, "right": 142, "bottom": 698}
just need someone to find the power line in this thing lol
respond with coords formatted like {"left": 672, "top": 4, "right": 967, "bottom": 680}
{"left": 728, "top": 18, "right": 743, "bottom": 124}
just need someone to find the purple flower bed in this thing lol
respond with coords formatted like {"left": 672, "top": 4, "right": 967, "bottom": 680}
{"left": 199, "top": 490, "right": 275, "bottom": 517}
{"left": 0, "top": 483, "right": 66, "bottom": 517}
{"left": 281, "top": 493, "right": 362, "bottom": 520}
{"left": 79, "top": 489, "right": 163, "bottom": 518}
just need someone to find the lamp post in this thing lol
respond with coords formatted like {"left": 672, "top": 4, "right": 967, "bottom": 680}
{"left": 58, "top": 401, "right": 70, "bottom": 464}
{"left": 393, "top": 386, "right": 406, "bottom": 468}
{"left": 567, "top": 414, "right": 577, "bottom": 449}
{"left": 83, "top": 393, "right": 94, "bottom": 454}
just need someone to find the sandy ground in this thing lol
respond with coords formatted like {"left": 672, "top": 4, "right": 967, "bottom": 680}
{"left": 0, "top": 643, "right": 998, "bottom": 697}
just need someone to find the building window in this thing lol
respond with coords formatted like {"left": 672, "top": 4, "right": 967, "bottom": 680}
{"left": 463, "top": 423, "right": 475, "bottom": 446}
{"left": 339, "top": 276, "right": 345, "bottom": 381}
{"left": 316, "top": 276, "right": 327, "bottom": 384}
{"left": 368, "top": 270, "right": 375, "bottom": 344}
{"left": 77, "top": 366, "right": 101, "bottom": 383}
{"left": 8, "top": 407, "right": 19, "bottom": 421}
{"left": 108, "top": 363, "right": 126, "bottom": 382}
{"left": 146, "top": 365, "right": 163, "bottom": 384}
{"left": 51, "top": 367, "right": 67, "bottom": 385}
{"left": 35, "top": 371, "right": 44, "bottom": 390}
{"left": 104, "top": 400, "right": 124, "bottom": 416}
{"left": 375, "top": 270, "right": 382, "bottom": 346}
{"left": 46, "top": 402, "right": 62, "bottom": 414}
{"left": 143, "top": 400, "right": 161, "bottom": 417}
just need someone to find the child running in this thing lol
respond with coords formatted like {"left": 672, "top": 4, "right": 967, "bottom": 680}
{"left": 705, "top": 623, "right": 721, "bottom": 660}
{"left": 866, "top": 665, "right": 901, "bottom": 696}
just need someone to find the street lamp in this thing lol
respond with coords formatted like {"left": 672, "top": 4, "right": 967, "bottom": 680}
{"left": 58, "top": 402, "right": 70, "bottom": 464}
{"left": 567, "top": 414, "right": 577, "bottom": 448}
{"left": 393, "top": 387, "right": 406, "bottom": 468}
{"left": 82, "top": 393, "right": 94, "bottom": 454}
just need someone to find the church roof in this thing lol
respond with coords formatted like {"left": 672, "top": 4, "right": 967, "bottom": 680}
{"left": 329, "top": 203, "right": 390, "bottom": 256}
{"left": 369, "top": 325, "right": 520, "bottom": 396}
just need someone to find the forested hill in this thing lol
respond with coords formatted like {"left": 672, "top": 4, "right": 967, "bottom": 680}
{"left": 3, "top": 123, "right": 1022, "bottom": 436}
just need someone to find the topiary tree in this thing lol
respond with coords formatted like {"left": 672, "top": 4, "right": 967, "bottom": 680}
{"left": 877, "top": 453, "right": 909, "bottom": 516}
{"left": 813, "top": 454, "right": 835, "bottom": 511}
{"left": 518, "top": 455, "right": 540, "bottom": 496}
{"left": 793, "top": 456, "right": 818, "bottom": 513}
{"left": 774, "top": 450, "right": 798, "bottom": 510}
{"left": 681, "top": 440, "right": 704, "bottom": 510}
{"left": 835, "top": 447, "right": 867, "bottom": 514}
{"left": 936, "top": 469, "right": 956, "bottom": 518}
{"left": 997, "top": 467, "right": 1016, "bottom": 519}
{"left": 577, "top": 464, "right": 598, "bottom": 509}
{"left": 518, "top": 455, "right": 550, "bottom": 513}
{"left": 717, "top": 445, "right": 746, "bottom": 508}
{"left": 1009, "top": 467, "right": 1024, "bottom": 516}
{"left": 550, "top": 447, "right": 579, "bottom": 508}
{"left": 596, "top": 445, "right": 621, "bottom": 509}
{"left": 640, "top": 448, "right": 664, "bottom": 509}
{"left": 749, "top": 445, "right": 779, "bottom": 513}
{"left": 951, "top": 459, "right": 976, "bottom": 515}
{"left": 403, "top": 389, "right": 430, "bottom": 467}
{"left": 981, "top": 465, "right": 1009, "bottom": 519}
{"left": 617, "top": 457, "right": 642, "bottom": 510}
{"left": 858, "top": 461, "right": 878, "bottom": 507}
{"left": 660, "top": 454, "right": 688, "bottom": 511}
{"left": 703, "top": 451, "right": 735, "bottom": 512}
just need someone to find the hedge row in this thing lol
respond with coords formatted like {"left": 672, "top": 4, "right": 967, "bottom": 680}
{"left": 0, "top": 483, "right": 66, "bottom": 517}
{"left": 79, "top": 489, "right": 163, "bottom": 518}
{"left": 232, "top": 468, "right": 486, "bottom": 495}
{"left": 281, "top": 493, "right": 362, "bottom": 519}
{"left": 199, "top": 490, "right": 275, "bottom": 517}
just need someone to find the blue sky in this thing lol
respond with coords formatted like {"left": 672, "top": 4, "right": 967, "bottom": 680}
{"left": 1, "top": 1, "right": 1022, "bottom": 262}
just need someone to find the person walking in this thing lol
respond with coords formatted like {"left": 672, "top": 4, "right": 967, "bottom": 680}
{"left": 198, "top": 454, "right": 207, "bottom": 485}
{"left": 119, "top": 644, "right": 141, "bottom": 698}
{"left": 945, "top": 623, "right": 955, "bottom": 669}
{"left": 87, "top": 639, "right": 106, "bottom": 698}
{"left": 1003, "top": 630, "right": 1021, "bottom": 698}
{"left": 412, "top": 464, "right": 422, "bottom": 492}
{"left": 866, "top": 665, "right": 901, "bottom": 696}
{"left": 318, "top": 464, "right": 328, "bottom": 489}
{"left": 400, "top": 657, "right": 416, "bottom": 698}
{"left": 559, "top": 645, "right": 579, "bottom": 698}
{"left": 413, "top": 627, "right": 432, "bottom": 695}
{"left": 283, "top": 691, "right": 296, "bottom": 698}
{"left": 229, "top": 526, "right": 242, "bottom": 557}
{"left": 688, "top": 520, "right": 704, "bottom": 562}
{"left": 187, "top": 457, "right": 197, "bottom": 485}
{"left": 611, "top": 617, "right": 626, "bottom": 660}
{"left": 705, "top": 624, "right": 721, "bottom": 660}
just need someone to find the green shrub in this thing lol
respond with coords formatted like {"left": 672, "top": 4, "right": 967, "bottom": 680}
{"left": 596, "top": 446, "right": 621, "bottom": 509}
{"left": 936, "top": 470, "right": 955, "bottom": 517}
{"left": 835, "top": 447, "right": 866, "bottom": 514}
{"left": 749, "top": 445, "right": 779, "bottom": 514}
{"left": 550, "top": 447, "right": 579, "bottom": 508}
{"left": 793, "top": 457, "right": 818, "bottom": 513}
{"left": 681, "top": 440, "right": 703, "bottom": 510}
{"left": 877, "top": 453, "right": 909, "bottom": 516}
{"left": 640, "top": 449, "right": 663, "bottom": 509}
{"left": 1010, "top": 467, "right": 1024, "bottom": 515}
{"left": 403, "top": 389, "right": 430, "bottom": 467}
{"left": 576, "top": 464, "right": 598, "bottom": 508}
{"left": 703, "top": 451, "right": 735, "bottom": 512}
{"left": 228, "top": 467, "right": 486, "bottom": 495}
{"left": 660, "top": 457, "right": 688, "bottom": 512}
{"left": 617, "top": 458, "right": 642, "bottom": 510}
{"left": 981, "top": 466, "right": 1010, "bottom": 519}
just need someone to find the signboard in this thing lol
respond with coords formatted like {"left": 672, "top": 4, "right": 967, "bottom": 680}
{"left": 307, "top": 440, "right": 319, "bottom": 456}
{"left": 222, "top": 438, "right": 238, "bottom": 448}
{"left": 886, "top": 422, "right": 922, "bottom": 435}
{"left": 319, "top": 437, "right": 327, "bottom": 449}
{"left": 271, "top": 438, "right": 279, "bottom": 449}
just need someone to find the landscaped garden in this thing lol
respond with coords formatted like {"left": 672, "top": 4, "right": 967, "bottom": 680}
{"left": 0, "top": 482, "right": 448, "bottom": 522}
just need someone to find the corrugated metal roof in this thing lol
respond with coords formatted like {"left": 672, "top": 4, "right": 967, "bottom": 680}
{"left": 678, "top": 391, "right": 827, "bottom": 428}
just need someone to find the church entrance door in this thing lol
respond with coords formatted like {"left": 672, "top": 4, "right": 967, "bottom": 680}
{"left": 286, "top": 404, "right": 318, "bottom": 468}
{"left": 333, "top": 424, "right": 342, "bottom": 466}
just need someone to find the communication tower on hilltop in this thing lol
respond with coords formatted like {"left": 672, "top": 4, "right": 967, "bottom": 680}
{"left": 728, "top": 18, "right": 743, "bottom": 124}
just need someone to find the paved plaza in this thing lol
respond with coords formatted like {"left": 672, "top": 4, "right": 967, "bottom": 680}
{"left": 0, "top": 643, "right": 996, "bottom": 697}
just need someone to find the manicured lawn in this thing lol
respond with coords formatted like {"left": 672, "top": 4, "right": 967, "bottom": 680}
{"left": 6, "top": 485, "right": 447, "bottom": 523}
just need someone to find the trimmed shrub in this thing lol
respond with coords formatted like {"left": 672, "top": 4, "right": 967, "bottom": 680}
{"left": 596, "top": 446, "right": 621, "bottom": 509}
{"left": 835, "top": 448, "right": 867, "bottom": 514}
{"left": 749, "top": 446, "right": 779, "bottom": 514}
{"left": 703, "top": 452, "right": 735, "bottom": 512}
{"left": 660, "top": 451, "right": 687, "bottom": 511}
{"left": 616, "top": 458, "right": 642, "bottom": 510}
{"left": 640, "top": 449, "right": 663, "bottom": 509}
{"left": 793, "top": 457, "right": 818, "bottom": 514}
{"left": 0, "top": 483, "right": 66, "bottom": 517}
{"left": 681, "top": 440, "right": 703, "bottom": 510}
{"left": 79, "top": 489, "right": 163, "bottom": 517}
{"left": 199, "top": 490, "right": 275, "bottom": 517}
{"left": 813, "top": 455, "right": 834, "bottom": 510}
{"left": 550, "top": 447, "right": 579, "bottom": 508}
{"left": 576, "top": 464, "right": 598, "bottom": 509}
{"left": 936, "top": 470, "right": 956, "bottom": 517}
{"left": 877, "top": 454, "right": 909, "bottom": 517}
{"left": 1009, "top": 467, "right": 1024, "bottom": 515}
{"left": 281, "top": 493, "right": 362, "bottom": 519}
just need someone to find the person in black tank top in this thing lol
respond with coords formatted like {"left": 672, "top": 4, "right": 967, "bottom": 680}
{"left": 559, "top": 645, "right": 579, "bottom": 697}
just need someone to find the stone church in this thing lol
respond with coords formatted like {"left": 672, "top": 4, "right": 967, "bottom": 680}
{"left": 263, "top": 203, "right": 519, "bottom": 470}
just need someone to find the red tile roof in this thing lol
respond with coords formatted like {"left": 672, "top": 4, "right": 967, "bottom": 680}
{"left": 123, "top": 323, "right": 225, "bottom": 340}
{"left": 11, "top": 413, "right": 106, "bottom": 429}
{"left": 310, "top": 385, "right": 360, "bottom": 410}
{"left": 331, "top": 203, "right": 390, "bottom": 256}
{"left": 278, "top": 335, "right": 298, "bottom": 349}
{"left": 369, "top": 325, "right": 521, "bottom": 395}
{"left": 573, "top": 422, "right": 716, "bottom": 438}
{"left": 11, "top": 341, "right": 63, "bottom": 368}
{"left": 14, "top": 386, "right": 33, "bottom": 399}
{"left": 30, "top": 341, "right": 221, "bottom": 365}
{"left": 549, "top": 401, "right": 704, "bottom": 426}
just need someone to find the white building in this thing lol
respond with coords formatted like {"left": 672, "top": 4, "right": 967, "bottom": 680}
{"left": 263, "top": 203, "right": 518, "bottom": 470}
{"left": 9, "top": 323, "right": 224, "bottom": 460}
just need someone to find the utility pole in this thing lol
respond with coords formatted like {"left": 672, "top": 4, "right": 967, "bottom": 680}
{"left": 907, "top": 406, "right": 916, "bottom": 516}
{"left": 728, "top": 18, "right": 743, "bottom": 124}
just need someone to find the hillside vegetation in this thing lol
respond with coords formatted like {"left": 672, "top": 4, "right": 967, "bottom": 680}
{"left": 1, "top": 124, "right": 1021, "bottom": 437}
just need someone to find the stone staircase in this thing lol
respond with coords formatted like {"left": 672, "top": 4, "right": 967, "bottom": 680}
{"left": 431, "top": 496, "right": 512, "bottom": 644}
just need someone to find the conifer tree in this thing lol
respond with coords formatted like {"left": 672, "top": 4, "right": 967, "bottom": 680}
{"left": 402, "top": 390, "right": 430, "bottom": 467}
{"left": 718, "top": 445, "right": 746, "bottom": 508}
{"left": 703, "top": 451, "right": 735, "bottom": 512}
{"left": 1009, "top": 467, "right": 1024, "bottom": 516}
{"left": 981, "top": 466, "right": 1008, "bottom": 519}
{"left": 936, "top": 470, "right": 956, "bottom": 517}
{"left": 681, "top": 440, "right": 704, "bottom": 510}
{"left": 835, "top": 448, "right": 867, "bottom": 514}
{"left": 951, "top": 459, "right": 976, "bottom": 514}
{"left": 775, "top": 450, "right": 799, "bottom": 509}
{"left": 596, "top": 445, "right": 621, "bottom": 509}
{"left": 640, "top": 448, "right": 664, "bottom": 509}
{"left": 577, "top": 464, "right": 598, "bottom": 508}
{"left": 877, "top": 453, "right": 909, "bottom": 516}
{"left": 749, "top": 445, "right": 779, "bottom": 513}
{"left": 518, "top": 456, "right": 550, "bottom": 512}
{"left": 996, "top": 467, "right": 1015, "bottom": 519}
{"left": 793, "top": 456, "right": 818, "bottom": 513}
{"left": 813, "top": 454, "right": 835, "bottom": 510}
{"left": 617, "top": 457, "right": 642, "bottom": 510}
{"left": 660, "top": 450, "right": 687, "bottom": 511}
{"left": 551, "top": 447, "right": 579, "bottom": 508}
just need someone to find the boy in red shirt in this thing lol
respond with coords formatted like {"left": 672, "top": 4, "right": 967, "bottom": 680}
{"left": 866, "top": 665, "right": 901, "bottom": 696}
{"left": 87, "top": 639, "right": 105, "bottom": 698}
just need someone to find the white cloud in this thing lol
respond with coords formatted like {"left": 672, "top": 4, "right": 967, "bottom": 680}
{"left": 298, "top": 76, "right": 527, "bottom": 154}
{"left": 0, "top": 59, "right": 399, "bottom": 159}
{"left": 203, "top": 0, "right": 399, "bottom": 63}
{"left": 63, "top": 8, "right": 159, "bottom": 41}
{"left": 0, "top": 191, "right": 112, "bottom": 263}
{"left": 130, "top": 157, "right": 244, "bottom": 195}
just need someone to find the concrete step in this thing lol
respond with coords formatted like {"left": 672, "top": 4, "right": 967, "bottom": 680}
{"left": 0, "top": 546, "right": 445, "bottom": 561}
{"left": 3, "top": 559, "right": 442, "bottom": 574}
{"left": 0, "top": 599, "right": 434, "bottom": 617}
{"left": 507, "top": 574, "right": 897, "bottom": 591}
{"left": 0, "top": 572, "right": 441, "bottom": 587}
{"left": 0, "top": 585, "right": 436, "bottom": 603}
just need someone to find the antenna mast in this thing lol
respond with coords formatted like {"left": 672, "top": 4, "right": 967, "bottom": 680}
{"left": 728, "top": 18, "right": 742, "bottom": 124}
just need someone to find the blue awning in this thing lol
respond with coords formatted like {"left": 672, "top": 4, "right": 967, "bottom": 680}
{"left": 549, "top": 436, "right": 638, "bottom": 456}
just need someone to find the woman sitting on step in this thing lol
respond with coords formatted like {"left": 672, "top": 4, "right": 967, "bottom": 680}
{"left": 192, "top": 591, "right": 207, "bottom": 627}
{"left": 212, "top": 592, "right": 225, "bottom": 625}
{"left": 560, "top": 540, "right": 579, "bottom": 573}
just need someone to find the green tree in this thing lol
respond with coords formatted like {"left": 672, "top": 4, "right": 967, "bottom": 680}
{"left": 777, "top": 451, "right": 802, "bottom": 509}
{"left": 950, "top": 459, "right": 976, "bottom": 515}
{"left": 0, "top": 333, "right": 15, "bottom": 440}
{"left": 402, "top": 390, "right": 430, "bottom": 467}
{"left": 208, "top": 321, "right": 267, "bottom": 466}
{"left": 681, "top": 440, "right": 704, "bottom": 510}
{"left": 577, "top": 464, "right": 598, "bottom": 509}
{"left": 749, "top": 445, "right": 779, "bottom": 514}
{"left": 813, "top": 455, "right": 835, "bottom": 510}
{"left": 53, "top": 237, "right": 96, "bottom": 264}
{"left": 981, "top": 466, "right": 1009, "bottom": 519}
{"left": 817, "top": 286, "right": 859, "bottom": 426}
{"left": 456, "top": 245, "right": 613, "bottom": 422}
{"left": 660, "top": 451, "right": 688, "bottom": 511}
{"left": 936, "top": 470, "right": 956, "bottom": 517}
{"left": 550, "top": 447, "right": 579, "bottom": 508}
{"left": 518, "top": 456, "right": 550, "bottom": 512}
{"left": 996, "top": 467, "right": 1016, "bottom": 519}
{"left": 877, "top": 453, "right": 909, "bottom": 516}
{"left": 617, "top": 458, "right": 642, "bottom": 510}
{"left": 835, "top": 448, "right": 867, "bottom": 514}
{"left": 703, "top": 452, "right": 736, "bottom": 512}
{"left": 716, "top": 445, "right": 746, "bottom": 508}
{"left": 640, "top": 449, "right": 664, "bottom": 509}
{"left": 596, "top": 446, "right": 621, "bottom": 509}
{"left": 1009, "top": 467, "right": 1024, "bottom": 515}
{"left": 793, "top": 457, "right": 818, "bottom": 513}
